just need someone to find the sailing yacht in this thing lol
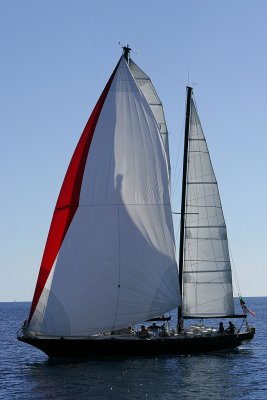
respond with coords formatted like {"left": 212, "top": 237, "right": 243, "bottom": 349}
{"left": 18, "top": 48, "right": 255, "bottom": 357}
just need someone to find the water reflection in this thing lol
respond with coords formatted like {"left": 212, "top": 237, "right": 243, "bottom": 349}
{"left": 16, "top": 350, "right": 256, "bottom": 400}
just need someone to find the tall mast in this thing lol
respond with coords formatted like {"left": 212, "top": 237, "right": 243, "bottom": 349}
{"left": 178, "top": 86, "right": 192, "bottom": 329}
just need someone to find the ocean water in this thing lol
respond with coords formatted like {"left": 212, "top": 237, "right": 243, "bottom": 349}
{"left": 0, "top": 298, "right": 266, "bottom": 400}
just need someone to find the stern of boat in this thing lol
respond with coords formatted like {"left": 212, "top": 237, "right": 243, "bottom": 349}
{"left": 238, "top": 326, "right": 256, "bottom": 344}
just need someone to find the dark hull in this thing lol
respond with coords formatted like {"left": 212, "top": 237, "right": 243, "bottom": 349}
{"left": 18, "top": 329, "right": 255, "bottom": 358}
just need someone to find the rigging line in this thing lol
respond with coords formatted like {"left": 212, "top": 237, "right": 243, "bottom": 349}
{"left": 171, "top": 156, "right": 182, "bottom": 201}
{"left": 171, "top": 127, "right": 184, "bottom": 201}
{"left": 171, "top": 160, "right": 182, "bottom": 202}
{"left": 228, "top": 244, "right": 241, "bottom": 297}
{"left": 134, "top": 49, "right": 186, "bottom": 88}
{"left": 171, "top": 93, "right": 188, "bottom": 201}
{"left": 175, "top": 218, "right": 181, "bottom": 243}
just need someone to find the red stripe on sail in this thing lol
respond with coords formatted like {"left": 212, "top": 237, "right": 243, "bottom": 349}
{"left": 29, "top": 62, "right": 120, "bottom": 322}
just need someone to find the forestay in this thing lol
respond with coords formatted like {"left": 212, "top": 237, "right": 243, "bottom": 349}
{"left": 182, "top": 98, "right": 235, "bottom": 318}
{"left": 29, "top": 57, "right": 180, "bottom": 336}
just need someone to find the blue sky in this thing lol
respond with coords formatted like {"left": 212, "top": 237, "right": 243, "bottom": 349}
{"left": 1, "top": 0, "right": 266, "bottom": 301}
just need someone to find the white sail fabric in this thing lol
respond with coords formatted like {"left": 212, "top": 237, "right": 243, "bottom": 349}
{"left": 129, "top": 59, "right": 171, "bottom": 180}
{"left": 30, "top": 57, "right": 180, "bottom": 336}
{"left": 182, "top": 98, "right": 234, "bottom": 318}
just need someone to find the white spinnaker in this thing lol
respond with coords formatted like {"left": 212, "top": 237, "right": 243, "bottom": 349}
{"left": 182, "top": 98, "right": 235, "bottom": 317}
{"left": 129, "top": 59, "right": 171, "bottom": 180}
{"left": 30, "top": 57, "right": 180, "bottom": 336}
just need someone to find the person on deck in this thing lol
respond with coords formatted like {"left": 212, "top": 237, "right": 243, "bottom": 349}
{"left": 225, "top": 321, "right": 236, "bottom": 334}
{"left": 159, "top": 324, "right": 169, "bottom": 337}
{"left": 140, "top": 325, "right": 150, "bottom": 339}
{"left": 148, "top": 323, "right": 160, "bottom": 332}
{"left": 218, "top": 322, "right": 224, "bottom": 333}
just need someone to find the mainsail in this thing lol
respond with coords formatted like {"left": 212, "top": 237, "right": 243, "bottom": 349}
{"left": 182, "top": 96, "right": 235, "bottom": 318}
{"left": 28, "top": 56, "right": 180, "bottom": 336}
